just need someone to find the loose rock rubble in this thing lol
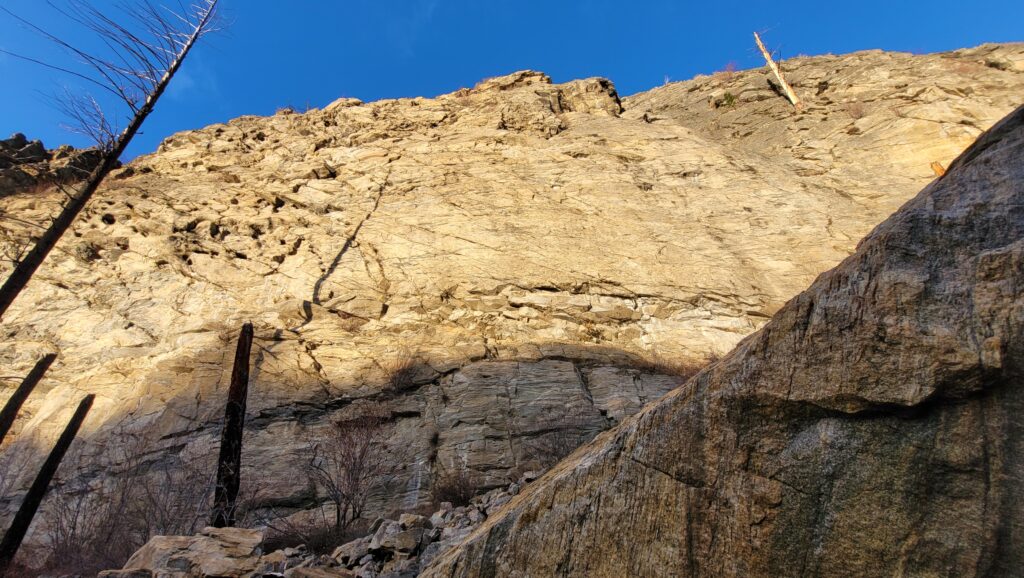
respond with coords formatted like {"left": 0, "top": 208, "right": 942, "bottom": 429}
{"left": 98, "top": 480, "right": 529, "bottom": 577}
{"left": 327, "top": 485, "right": 521, "bottom": 578}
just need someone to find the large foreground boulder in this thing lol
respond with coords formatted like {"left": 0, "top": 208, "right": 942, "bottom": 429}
{"left": 98, "top": 527, "right": 264, "bottom": 578}
{"left": 421, "top": 106, "right": 1024, "bottom": 577}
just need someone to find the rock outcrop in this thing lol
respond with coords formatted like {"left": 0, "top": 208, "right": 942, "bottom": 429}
{"left": 421, "top": 104, "right": 1024, "bottom": 577}
{"left": 99, "top": 527, "right": 265, "bottom": 578}
{"left": 100, "top": 481, "right": 526, "bottom": 577}
{"left": 0, "top": 43, "right": 1022, "bottom": 567}
{"left": 0, "top": 133, "right": 105, "bottom": 197}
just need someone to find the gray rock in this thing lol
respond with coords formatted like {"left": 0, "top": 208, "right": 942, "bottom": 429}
{"left": 383, "top": 529, "right": 425, "bottom": 553}
{"left": 332, "top": 536, "right": 371, "bottom": 566}
{"left": 368, "top": 521, "right": 402, "bottom": 552}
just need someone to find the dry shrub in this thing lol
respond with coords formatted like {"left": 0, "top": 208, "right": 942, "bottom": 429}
{"left": 381, "top": 349, "right": 419, "bottom": 393}
{"left": 714, "top": 61, "right": 738, "bottom": 83}
{"left": 305, "top": 403, "right": 396, "bottom": 531}
{"left": 258, "top": 405, "right": 401, "bottom": 555}
{"left": 431, "top": 466, "right": 479, "bottom": 507}
{"left": 25, "top": 430, "right": 264, "bottom": 576}
{"left": 259, "top": 511, "right": 370, "bottom": 556}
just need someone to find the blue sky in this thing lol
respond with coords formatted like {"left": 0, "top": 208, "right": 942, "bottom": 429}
{"left": 1, "top": 0, "right": 1021, "bottom": 160}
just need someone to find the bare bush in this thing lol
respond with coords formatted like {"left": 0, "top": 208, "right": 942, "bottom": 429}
{"left": 381, "top": 349, "right": 419, "bottom": 393}
{"left": 30, "top": 431, "right": 262, "bottom": 575}
{"left": 522, "top": 415, "right": 598, "bottom": 471}
{"left": 714, "top": 60, "right": 738, "bottom": 83}
{"left": 430, "top": 466, "right": 479, "bottom": 507}
{"left": 36, "top": 437, "right": 151, "bottom": 575}
{"left": 259, "top": 512, "right": 369, "bottom": 556}
{"left": 253, "top": 406, "right": 401, "bottom": 554}
{"left": 305, "top": 405, "right": 394, "bottom": 531}
{"left": 135, "top": 451, "right": 219, "bottom": 538}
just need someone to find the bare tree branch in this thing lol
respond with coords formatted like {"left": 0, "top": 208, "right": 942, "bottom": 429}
{"left": 305, "top": 406, "right": 396, "bottom": 531}
{"left": 0, "top": 0, "right": 221, "bottom": 320}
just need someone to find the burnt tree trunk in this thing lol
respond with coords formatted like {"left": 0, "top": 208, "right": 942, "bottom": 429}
{"left": 0, "top": 394, "right": 94, "bottom": 574}
{"left": 210, "top": 322, "right": 253, "bottom": 528}
{"left": 0, "top": 353, "right": 56, "bottom": 444}
{"left": 0, "top": 1, "right": 219, "bottom": 322}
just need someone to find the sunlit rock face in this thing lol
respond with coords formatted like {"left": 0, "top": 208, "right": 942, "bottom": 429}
{"left": 422, "top": 104, "right": 1024, "bottom": 577}
{"left": 0, "top": 43, "right": 1021, "bottom": 545}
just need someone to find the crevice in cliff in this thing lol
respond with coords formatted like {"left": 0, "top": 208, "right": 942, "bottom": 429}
{"left": 626, "top": 454, "right": 707, "bottom": 489}
{"left": 309, "top": 167, "right": 391, "bottom": 309}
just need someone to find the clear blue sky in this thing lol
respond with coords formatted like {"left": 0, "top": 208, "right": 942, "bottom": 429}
{"left": 1, "top": 0, "right": 1021, "bottom": 160}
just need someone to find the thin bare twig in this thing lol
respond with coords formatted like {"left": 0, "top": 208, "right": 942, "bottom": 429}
{"left": 0, "top": 0, "right": 220, "bottom": 320}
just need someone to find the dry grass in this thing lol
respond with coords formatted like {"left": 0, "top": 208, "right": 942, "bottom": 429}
{"left": 381, "top": 348, "right": 420, "bottom": 393}
{"left": 713, "top": 61, "right": 738, "bottom": 83}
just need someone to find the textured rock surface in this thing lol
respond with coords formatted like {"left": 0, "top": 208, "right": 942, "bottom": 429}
{"left": 421, "top": 105, "right": 1024, "bottom": 577}
{"left": 0, "top": 132, "right": 105, "bottom": 197}
{"left": 0, "top": 44, "right": 1022, "bottom": 554}
{"left": 100, "top": 482, "right": 525, "bottom": 577}
{"left": 99, "top": 527, "right": 264, "bottom": 577}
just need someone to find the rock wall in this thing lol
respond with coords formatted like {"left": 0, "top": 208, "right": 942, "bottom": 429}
{"left": 0, "top": 133, "right": 105, "bottom": 197}
{"left": 0, "top": 44, "right": 1021, "bottom": 548}
{"left": 422, "top": 104, "right": 1024, "bottom": 577}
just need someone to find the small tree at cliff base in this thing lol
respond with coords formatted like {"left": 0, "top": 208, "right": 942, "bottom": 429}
{"left": 306, "top": 405, "right": 395, "bottom": 532}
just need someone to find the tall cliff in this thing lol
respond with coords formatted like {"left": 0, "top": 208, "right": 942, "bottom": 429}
{"left": 422, "top": 103, "right": 1024, "bottom": 577}
{"left": 0, "top": 43, "right": 1022, "bottom": 551}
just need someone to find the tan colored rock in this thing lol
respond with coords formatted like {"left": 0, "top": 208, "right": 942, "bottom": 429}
{"left": 106, "top": 526, "right": 264, "bottom": 578}
{"left": 0, "top": 44, "right": 1022, "bottom": 562}
{"left": 421, "top": 105, "right": 1024, "bottom": 577}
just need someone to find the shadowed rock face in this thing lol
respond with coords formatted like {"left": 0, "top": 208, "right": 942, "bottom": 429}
{"left": 0, "top": 133, "right": 107, "bottom": 197}
{"left": 421, "top": 106, "right": 1024, "bottom": 577}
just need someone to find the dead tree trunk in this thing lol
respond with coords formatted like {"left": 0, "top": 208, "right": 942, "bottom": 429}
{"left": 754, "top": 32, "right": 803, "bottom": 110}
{"left": 0, "top": 353, "right": 56, "bottom": 445}
{"left": 0, "top": 0, "right": 219, "bottom": 321}
{"left": 0, "top": 394, "right": 94, "bottom": 574}
{"left": 210, "top": 322, "right": 253, "bottom": 528}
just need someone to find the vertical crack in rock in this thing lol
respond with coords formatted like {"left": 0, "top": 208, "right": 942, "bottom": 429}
{"left": 310, "top": 167, "right": 391, "bottom": 308}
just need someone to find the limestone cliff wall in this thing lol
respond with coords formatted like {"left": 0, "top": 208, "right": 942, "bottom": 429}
{"left": 0, "top": 44, "right": 1021, "bottom": 536}
{"left": 422, "top": 104, "right": 1024, "bottom": 577}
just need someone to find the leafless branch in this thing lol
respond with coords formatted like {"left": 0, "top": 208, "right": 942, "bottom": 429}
{"left": 0, "top": 0, "right": 220, "bottom": 320}
{"left": 305, "top": 405, "right": 395, "bottom": 531}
